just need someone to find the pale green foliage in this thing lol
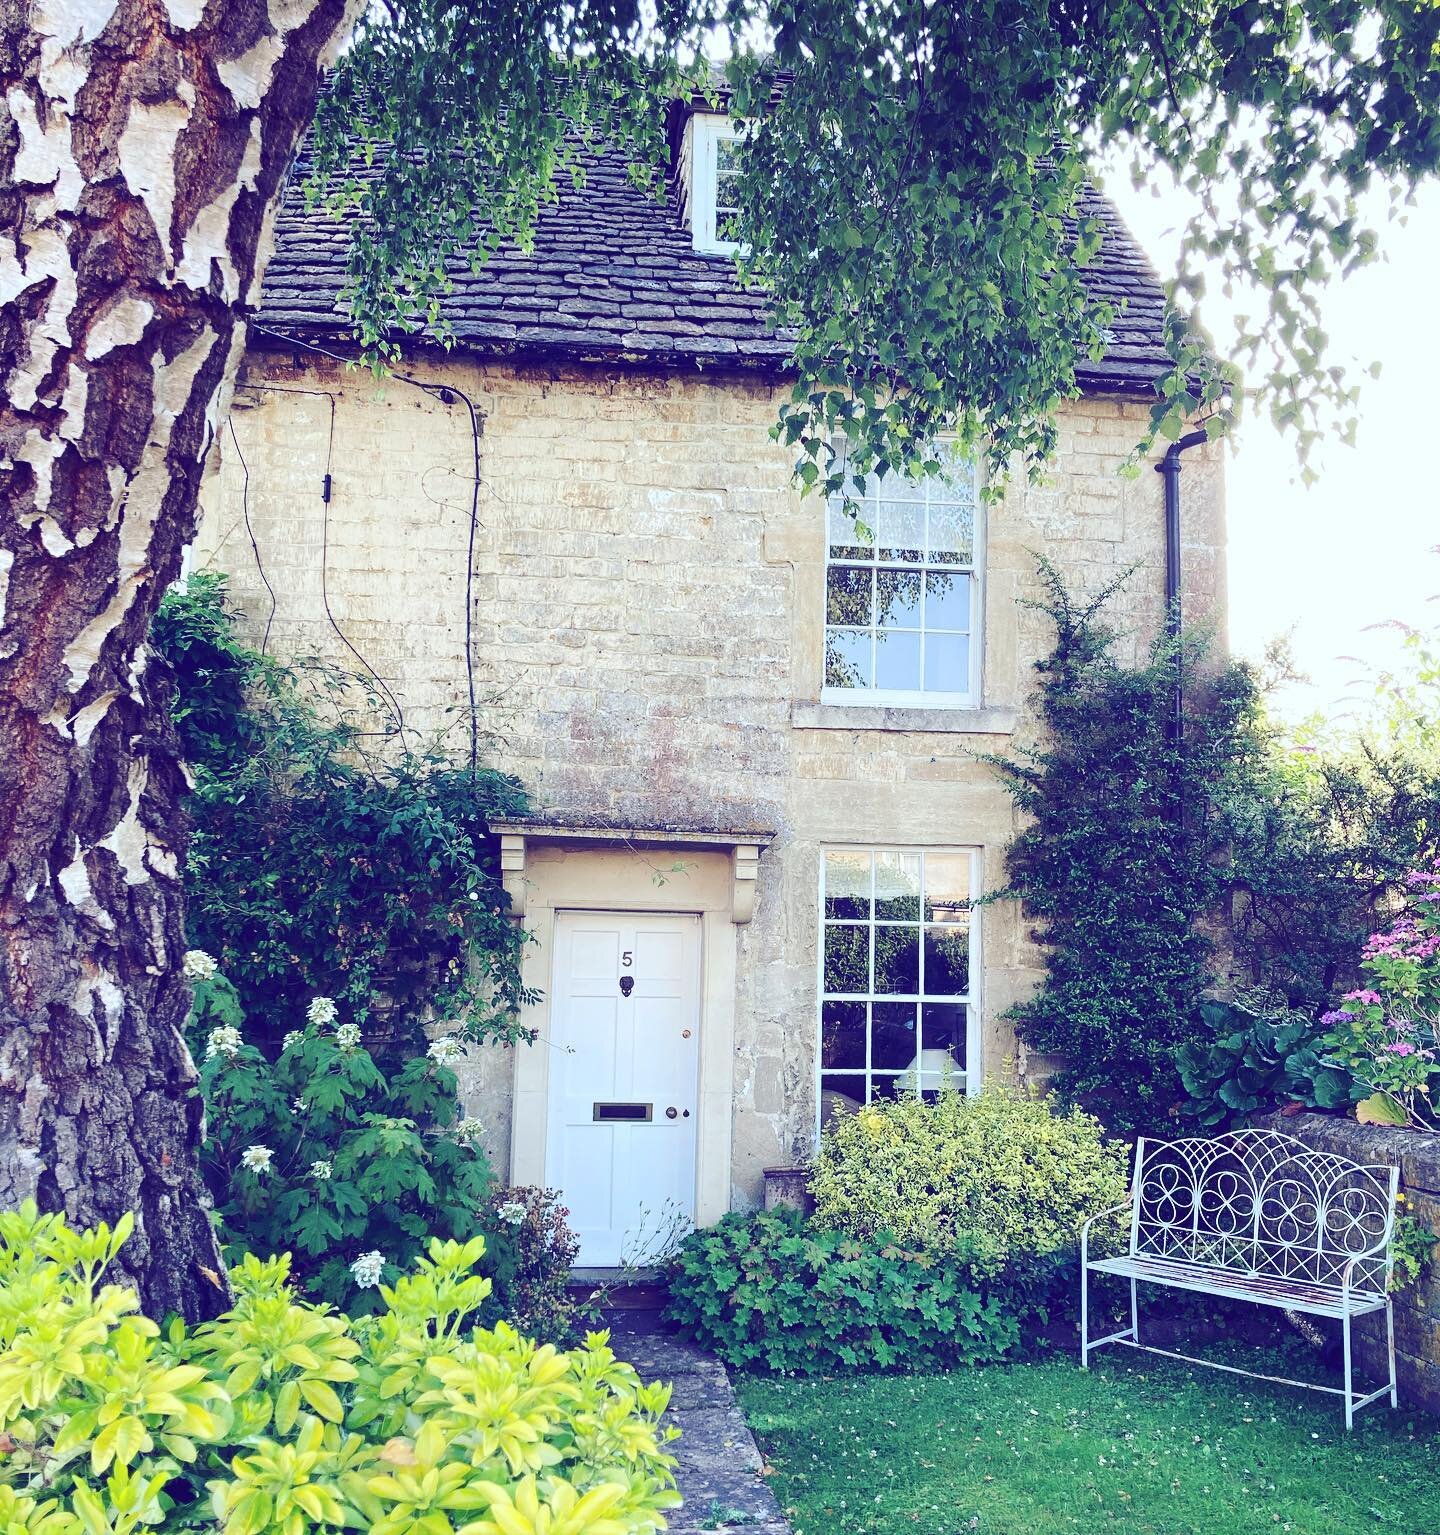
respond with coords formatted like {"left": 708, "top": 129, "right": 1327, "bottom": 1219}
{"left": 0, "top": 1206, "right": 678, "bottom": 1535}
{"left": 810, "top": 1086, "right": 1129, "bottom": 1270}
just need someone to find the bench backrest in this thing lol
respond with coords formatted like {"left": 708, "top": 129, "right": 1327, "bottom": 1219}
{"left": 1131, "top": 1128, "right": 1399, "bottom": 1294}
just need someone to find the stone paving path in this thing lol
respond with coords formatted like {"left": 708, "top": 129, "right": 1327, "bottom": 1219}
{"left": 602, "top": 1304, "right": 792, "bottom": 1535}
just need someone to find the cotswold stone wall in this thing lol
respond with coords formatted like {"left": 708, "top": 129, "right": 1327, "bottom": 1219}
{"left": 1258, "top": 1112, "right": 1440, "bottom": 1413}
{"left": 195, "top": 350, "right": 1226, "bottom": 1203}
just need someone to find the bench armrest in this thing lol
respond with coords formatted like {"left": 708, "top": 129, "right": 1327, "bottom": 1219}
{"left": 1080, "top": 1199, "right": 1133, "bottom": 1260}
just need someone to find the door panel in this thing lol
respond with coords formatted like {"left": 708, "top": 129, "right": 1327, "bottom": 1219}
{"left": 545, "top": 912, "right": 700, "bottom": 1267}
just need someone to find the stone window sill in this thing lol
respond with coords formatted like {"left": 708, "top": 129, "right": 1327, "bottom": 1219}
{"left": 791, "top": 701, "right": 1019, "bottom": 735}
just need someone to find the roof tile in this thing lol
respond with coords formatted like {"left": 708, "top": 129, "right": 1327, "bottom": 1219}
{"left": 255, "top": 131, "right": 1173, "bottom": 394}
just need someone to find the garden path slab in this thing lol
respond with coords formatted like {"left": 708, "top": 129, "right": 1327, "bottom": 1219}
{"left": 601, "top": 1301, "right": 792, "bottom": 1535}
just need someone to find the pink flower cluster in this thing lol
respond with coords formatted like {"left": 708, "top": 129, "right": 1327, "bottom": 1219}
{"left": 1362, "top": 915, "right": 1440, "bottom": 964}
{"left": 1376, "top": 1016, "right": 1435, "bottom": 1062}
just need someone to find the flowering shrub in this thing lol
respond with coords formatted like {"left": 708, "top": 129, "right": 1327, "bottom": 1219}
{"left": 190, "top": 968, "right": 495, "bottom": 1311}
{"left": 663, "top": 1209, "right": 1018, "bottom": 1373}
{"left": 810, "top": 1086, "right": 1128, "bottom": 1275}
{"left": 0, "top": 1203, "right": 679, "bottom": 1535}
{"left": 1319, "top": 869, "right": 1440, "bottom": 1128}
{"left": 475, "top": 1187, "right": 587, "bottom": 1344}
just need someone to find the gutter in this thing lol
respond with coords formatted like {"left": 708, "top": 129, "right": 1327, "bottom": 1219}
{"left": 1154, "top": 429, "right": 1209, "bottom": 745}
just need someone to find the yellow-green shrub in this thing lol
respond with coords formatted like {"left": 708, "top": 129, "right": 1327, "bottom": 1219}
{"left": 0, "top": 1204, "right": 678, "bottom": 1535}
{"left": 810, "top": 1086, "right": 1128, "bottom": 1271}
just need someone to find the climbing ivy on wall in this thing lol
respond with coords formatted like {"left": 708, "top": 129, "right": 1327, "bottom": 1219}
{"left": 988, "top": 562, "right": 1263, "bottom": 1136}
{"left": 151, "top": 573, "right": 533, "bottom": 1054}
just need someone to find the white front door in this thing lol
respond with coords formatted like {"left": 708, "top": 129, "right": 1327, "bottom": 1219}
{"left": 544, "top": 912, "right": 701, "bottom": 1267}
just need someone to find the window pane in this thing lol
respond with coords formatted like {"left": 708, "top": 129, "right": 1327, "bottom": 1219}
{"left": 920, "top": 1002, "right": 967, "bottom": 1071}
{"left": 827, "top": 501, "right": 874, "bottom": 560}
{"left": 824, "top": 923, "right": 870, "bottom": 993}
{"left": 875, "top": 629, "right": 921, "bottom": 691}
{"left": 923, "top": 923, "right": 970, "bottom": 996}
{"left": 827, "top": 566, "right": 873, "bottom": 627}
{"left": 923, "top": 632, "right": 968, "bottom": 693}
{"left": 873, "top": 468, "right": 925, "bottom": 501}
{"left": 923, "top": 853, "right": 972, "bottom": 922}
{"left": 824, "top": 850, "right": 872, "bottom": 919}
{"left": 877, "top": 499, "right": 924, "bottom": 562}
{"left": 869, "top": 1073, "right": 907, "bottom": 1104}
{"left": 871, "top": 1001, "right": 919, "bottom": 1070}
{"left": 875, "top": 851, "right": 922, "bottom": 920}
{"left": 928, "top": 502, "right": 975, "bottom": 565}
{"left": 875, "top": 570, "right": 922, "bottom": 630}
{"left": 873, "top": 925, "right": 920, "bottom": 994}
{"left": 821, "top": 1000, "right": 867, "bottom": 1069}
{"left": 820, "top": 1074, "right": 866, "bottom": 1125}
{"left": 825, "top": 628, "right": 872, "bottom": 689}
{"left": 924, "top": 570, "right": 970, "bottom": 630}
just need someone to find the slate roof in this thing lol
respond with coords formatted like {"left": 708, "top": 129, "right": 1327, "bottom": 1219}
{"left": 255, "top": 128, "right": 1174, "bottom": 396}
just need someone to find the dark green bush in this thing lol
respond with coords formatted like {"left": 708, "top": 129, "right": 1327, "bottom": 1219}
{"left": 152, "top": 573, "right": 531, "bottom": 1053}
{"left": 987, "top": 563, "right": 1261, "bottom": 1135}
{"left": 662, "top": 1209, "right": 1024, "bottom": 1373}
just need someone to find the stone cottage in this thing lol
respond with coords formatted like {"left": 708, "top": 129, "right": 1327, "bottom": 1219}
{"left": 194, "top": 100, "right": 1226, "bottom": 1265}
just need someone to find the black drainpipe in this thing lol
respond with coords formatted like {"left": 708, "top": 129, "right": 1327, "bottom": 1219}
{"left": 1154, "top": 430, "right": 1208, "bottom": 746}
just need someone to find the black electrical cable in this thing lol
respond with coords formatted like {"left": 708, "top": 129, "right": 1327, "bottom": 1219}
{"left": 226, "top": 416, "right": 278, "bottom": 656}
{"left": 249, "top": 323, "right": 485, "bottom": 773}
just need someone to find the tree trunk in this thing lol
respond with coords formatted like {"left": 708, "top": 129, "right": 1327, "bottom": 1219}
{"left": 0, "top": 0, "right": 359, "bottom": 1318}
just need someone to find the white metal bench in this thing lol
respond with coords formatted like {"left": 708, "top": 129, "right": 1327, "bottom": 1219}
{"left": 1080, "top": 1128, "right": 1400, "bottom": 1428}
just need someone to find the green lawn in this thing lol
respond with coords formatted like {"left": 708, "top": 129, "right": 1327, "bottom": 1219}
{"left": 737, "top": 1352, "right": 1440, "bottom": 1535}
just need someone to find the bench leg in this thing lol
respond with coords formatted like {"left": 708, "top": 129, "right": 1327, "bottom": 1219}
{"left": 1387, "top": 1298, "right": 1398, "bottom": 1409}
{"left": 1342, "top": 1310, "right": 1354, "bottom": 1432}
{"left": 1080, "top": 1261, "right": 1090, "bottom": 1369}
{"left": 1130, "top": 1276, "right": 1139, "bottom": 1348}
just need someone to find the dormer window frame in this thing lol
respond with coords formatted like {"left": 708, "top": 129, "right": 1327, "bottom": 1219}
{"left": 689, "top": 112, "right": 744, "bottom": 256}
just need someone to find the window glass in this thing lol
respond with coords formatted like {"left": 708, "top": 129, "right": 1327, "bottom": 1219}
{"left": 823, "top": 451, "right": 980, "bottom": 702}
{"left": 819, "top": 848, "right": 976, "bottom": 1123}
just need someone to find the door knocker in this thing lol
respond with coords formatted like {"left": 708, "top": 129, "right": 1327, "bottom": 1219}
{"left": 618, "top": 975, "right": 635, "bottom": 997}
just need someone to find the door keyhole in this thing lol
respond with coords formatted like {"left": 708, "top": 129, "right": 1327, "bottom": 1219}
{"left": 619, "top": 975, "right": 635, "bottom": 997}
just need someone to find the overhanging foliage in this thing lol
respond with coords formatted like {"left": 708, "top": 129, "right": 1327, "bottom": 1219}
{"left": 310, "top": 1, "right": 1440, "bottom": 490}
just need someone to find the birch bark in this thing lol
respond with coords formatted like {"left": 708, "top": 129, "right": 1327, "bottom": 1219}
{"left": 0, "top": 0, "right": 359, "bottom": 1317}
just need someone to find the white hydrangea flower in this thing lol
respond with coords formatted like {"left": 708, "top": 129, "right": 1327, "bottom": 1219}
{"left": 204, "top": 1026, "right": 242, "bottom": 1061}
{"left": 241, "top": 1145, "right": 273, "bottom": 1174}
{"left": 496, "top": 1200, "right": 527, "bottom": 1226}
{"left": 427, "top": 1035, "right": 465, "bottom": 1066}
{"left": 335, "top": 1023, "right": 362, "bottom": 1050}
{"left": 182, "top": 949, "right": 218, "bottom": 981}
{"left": 307, "top": 996, "right": 338, "bottom": 1027}
{"left": 453, "top": 1117, "right": 485, "bottom": 1141}
{"left": 310, "top": 1160, "right": 333, "bottom": 1181}
{"left": 282, "top": 1031, "right": 303, "bottom": 1051}
{"left": 351, "top": 1250, "right": 386, "bottom": 1289}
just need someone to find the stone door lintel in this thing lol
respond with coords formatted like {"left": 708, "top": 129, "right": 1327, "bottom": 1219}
{"left": 493, "top": 821, "right": 772, "bottom": 924}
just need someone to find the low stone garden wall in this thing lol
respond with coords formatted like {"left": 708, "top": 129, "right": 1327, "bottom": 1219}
{"left": 1256, "top": 1111, "right": 1440, "bottom": 1414}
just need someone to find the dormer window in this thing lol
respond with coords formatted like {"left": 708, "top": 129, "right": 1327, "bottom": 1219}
{"left": 687, "top": 113, "right": 743, "bottom": 255}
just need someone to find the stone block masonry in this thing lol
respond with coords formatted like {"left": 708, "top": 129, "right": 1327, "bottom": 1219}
{"left": 196, "top": 351, "right": 1226, "bottom": 1205}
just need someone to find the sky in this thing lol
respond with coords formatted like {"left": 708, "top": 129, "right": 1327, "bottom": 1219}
{"left": 1105, "top": 174, "right": 1440, "bottom": 726}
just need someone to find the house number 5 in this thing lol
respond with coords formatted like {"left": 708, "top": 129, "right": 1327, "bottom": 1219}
{"left": 621, "top": 950, "right": 633, "bottom": 968}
